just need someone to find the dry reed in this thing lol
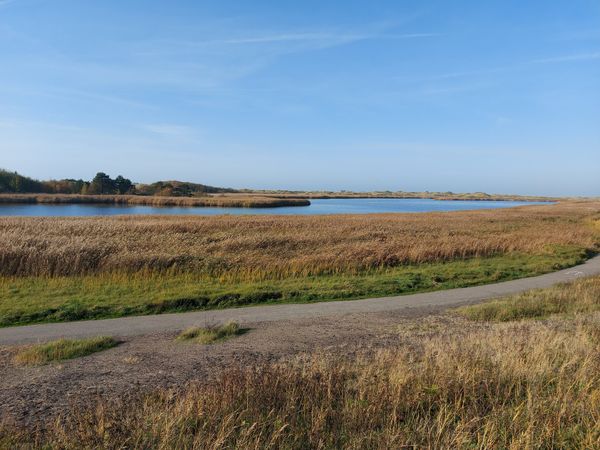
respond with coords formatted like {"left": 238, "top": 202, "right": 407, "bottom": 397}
{"left": 0, "top": 202, "right": 598, "bottom": 279}
{"left": 0, "top": 193, "right": 310, "bottom": 208}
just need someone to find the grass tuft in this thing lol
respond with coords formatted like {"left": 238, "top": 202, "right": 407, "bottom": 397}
{"left": 176, "top": 322, "right": 243, "bottom": 344}
{"left": 13, "top": 336, "right": 118, "bottom": 366}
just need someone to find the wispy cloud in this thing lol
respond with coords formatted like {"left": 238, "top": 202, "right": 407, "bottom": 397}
{"left": 135, "top": 19, "right": 435, "bottom": 55}
{"left": 140, "top": 123, "right": 202, "bottom": 143}
{"left": 532, "top": 51, "right": 600, "bottom": 64}
{"left": 387, "top": 32, "right": 439, "bottom": 39}
{"left": 70, "top": 24, "right": 436, "bottom": 91}
{"left": 398, "top": 49, "right": 600, "bottom": 92}
{"left": 554, "top": 29, "right": 600, "bottom": 42}
{"left": 218, "top": 32, "right": 364, "bottom": 45}
{"left": 216, "top": 31, "right": 437, "bottom": 45}
{"left": 421, "top": 66, "right": 513, "bottom": 81}
{"left": 0, "top": 0, "right": 21, "bottom": 9}
{"left": 420, "top": 82, "right": 494, "bottom": 96}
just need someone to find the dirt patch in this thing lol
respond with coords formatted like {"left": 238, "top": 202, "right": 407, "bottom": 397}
{"left": 0, "top": 305, "right": 455, "bottom": 426}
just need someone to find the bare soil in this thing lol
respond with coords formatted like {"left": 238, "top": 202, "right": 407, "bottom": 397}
{"left": 0, "top": 305, "right": 453, "bottom": 427}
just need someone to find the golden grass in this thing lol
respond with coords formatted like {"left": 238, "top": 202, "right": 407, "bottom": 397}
{"left": 0, "top": 193, "right": 310, "bottom": 208}
{"left": 3, "top": 315, "right": 598, "bottom": 448}
{"left": 177, "top": 322, "right": 243, "bottom": 344}
{"left": 456, "top": 275, "right": 600, "bottom": 321}
{"left": 13, "top": 336, "right": 118, "bottom": 366}
{"left": 0, "top": 202, "right": 598, "bottom": 278}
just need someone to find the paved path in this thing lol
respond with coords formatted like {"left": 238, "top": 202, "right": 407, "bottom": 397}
{"left": 2, "top": 255, "right": 600, "bottom": 345}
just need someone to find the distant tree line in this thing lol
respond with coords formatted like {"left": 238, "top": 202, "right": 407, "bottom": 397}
{"left": 0, "top": 169, "right": 235, "bottom": 196}
{"left": 0, "top": 170, "right": 134, "bottom": 195}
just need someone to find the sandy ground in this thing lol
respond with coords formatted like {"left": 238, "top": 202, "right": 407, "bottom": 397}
{"left": 0, "top": 305, "right": 454, "bottom": 427}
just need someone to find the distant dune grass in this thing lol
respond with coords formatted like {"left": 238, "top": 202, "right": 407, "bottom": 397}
{"left": 0, "top": 202, "right": 598, "bottom": 326}
{"left": 272, "top": 190, "right": 557, "bottom": 202}
{"left": 3, "top": 279, "right": 599, "bottom": 448}
{"left": 13, "top": 336, "right": 118, "bottom": 366}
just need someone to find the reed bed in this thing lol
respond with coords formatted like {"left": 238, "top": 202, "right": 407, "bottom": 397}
{"left": 0, "top": 202, "right": 598, "bottom": 279}
{"left": 0, "top": 193, "right": 310, "bottom": 208}
{"left": 3, "top": 306, "right": 598, "bottom": 448}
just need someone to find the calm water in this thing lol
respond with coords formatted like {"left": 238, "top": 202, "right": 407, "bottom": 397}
{"left": 0, "top": 198, "right": 548, "bottom": 217}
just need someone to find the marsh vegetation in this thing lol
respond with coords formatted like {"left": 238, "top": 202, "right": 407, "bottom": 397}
{"left": 1, "top": 202, "right": 598, "bottom": 326}
{"left": 1, "top": 203, "right": 597, "bottom": 278}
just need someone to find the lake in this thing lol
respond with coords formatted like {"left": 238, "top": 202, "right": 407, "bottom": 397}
{"left": 0, "top": 198, "right": 549, "bottom": 216}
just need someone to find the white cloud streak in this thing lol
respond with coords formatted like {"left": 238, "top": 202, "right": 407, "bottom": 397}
{"left": 140, "top": 123, "right": 201, "bottom": 140}
{"left": 532, "top": 51, "right": 600, "bottom": 64}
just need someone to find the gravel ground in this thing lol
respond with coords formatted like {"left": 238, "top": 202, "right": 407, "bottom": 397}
{"left": 0, "top": 305, "right": 452, "bottom": 427}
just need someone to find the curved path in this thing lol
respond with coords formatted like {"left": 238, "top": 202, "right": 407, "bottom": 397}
{"left": 2, "top": 255, "right": 600, "bottom": 345}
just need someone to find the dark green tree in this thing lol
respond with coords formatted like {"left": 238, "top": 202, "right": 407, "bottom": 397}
{"left": 114, "top": 175, "right": 133, "bottom": 194}
{"left": 0, "top": 169, "right": 45, "bottom": 193}
{"left": 88, "top": 172, "right": 116, "bottom": 194}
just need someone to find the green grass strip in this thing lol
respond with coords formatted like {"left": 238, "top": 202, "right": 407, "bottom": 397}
{"left": 0, "top": 246, "right": 591, "bottom": 327}
{"left": 13, "top": 336, "right": 118, "bottom": 365}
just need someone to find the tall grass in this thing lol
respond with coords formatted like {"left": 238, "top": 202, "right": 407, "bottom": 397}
{"left": 456, "top": 274, "right": 600, "bottom": 321}
{"left": 0, "top": 202, "right": 598, "bottom": 278}
{"left": 1, "top": 250, "right": 585, "bottom": 327}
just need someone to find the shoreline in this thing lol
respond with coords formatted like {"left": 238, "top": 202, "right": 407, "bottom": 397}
{"left": 0, "top": 193, "right": 558, "bottom": 210}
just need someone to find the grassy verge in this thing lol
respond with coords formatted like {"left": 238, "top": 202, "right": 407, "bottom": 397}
{"left": 456, "top": 274, "right": 600, "bottom": 321}
{"left": 177, "top": 322, "right": 244, "bottom": 344}
{"left": 0, "top": 246, "right": 590, "bottom": 327}
{"left": 3, "top": 286, "right": 598, "bottom": 448}
{"left": 13, "top": 337, "right": 118, "bottom": 366}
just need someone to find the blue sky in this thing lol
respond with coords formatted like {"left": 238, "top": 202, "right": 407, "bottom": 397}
{"left": 0, "top": 0, "right": 599, "bottom": 195}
